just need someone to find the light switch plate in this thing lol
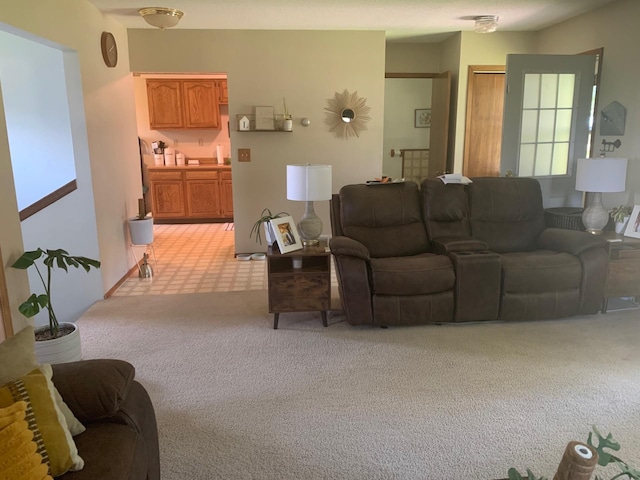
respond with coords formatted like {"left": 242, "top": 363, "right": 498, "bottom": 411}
{"left": 238, "top": 148, "right": 251, "bottom": 162}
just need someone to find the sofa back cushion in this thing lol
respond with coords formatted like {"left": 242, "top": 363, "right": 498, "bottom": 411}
{"left": 468, "top": 177, "right": 545, "bottom": 253}
{"left": 339, "top": 182, "right": 430, "bottom": 258}
{"left": 421, "top": 179, "right": 471, "bottom": 239}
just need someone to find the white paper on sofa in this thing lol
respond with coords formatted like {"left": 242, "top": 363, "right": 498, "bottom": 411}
{"left": 438, "top": 173, "right": 472, "bottom": 185}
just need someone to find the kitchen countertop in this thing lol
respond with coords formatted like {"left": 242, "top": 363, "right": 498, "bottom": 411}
{"left": 147, "top": 163, "right": 231, "bottom": 170}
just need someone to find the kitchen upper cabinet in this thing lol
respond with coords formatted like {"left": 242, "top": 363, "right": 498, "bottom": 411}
{"left": 146, "top": 81, "right": 184, "bottom": 129}
{"left": 182, "top": 81, "right": 220, "bottom": 129}
{"left": 217, "top": 79, "right": 228, "bottom": 104}
{"left": 146, "top": 79, "right": 220, "bottom": 130}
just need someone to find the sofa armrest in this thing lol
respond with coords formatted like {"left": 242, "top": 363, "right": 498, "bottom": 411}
{"left": 51, "top": 359, "right": 135, "bottom": 424}
{"left": 430, "top": 236, "right": 488, "bottom": 255}
{"left": 329, "top": 236, "right": 370, "bottom": 260}
{"left": 537, "top": 228, "right": 607, "bottom": 255}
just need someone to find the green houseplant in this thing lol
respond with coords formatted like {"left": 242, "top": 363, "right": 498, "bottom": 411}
{"left": 508, "top": 426, "right": 640, "bottom": 480}
{"left": 250, "top": 208, "right": 289, "bottom": 245}
{"left": 610, "top": 205, "right": 632, "bottom": 234}
{"left": 11, "top": 248, "right": 101, "bottom": 339}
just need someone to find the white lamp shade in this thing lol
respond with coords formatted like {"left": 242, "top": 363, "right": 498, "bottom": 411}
{"left": 287, "top": 164, "right": 332, "bottom": 201}
{"left": 575, "top": 157, "right": 627, "bottom": 192}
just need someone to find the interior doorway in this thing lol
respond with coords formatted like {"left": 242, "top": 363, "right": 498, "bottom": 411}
{"left": 383, "top": 73, "right": 451, "bottom": 183}
{"left": 463, "top": 66, "right": 505, "bottom": 177}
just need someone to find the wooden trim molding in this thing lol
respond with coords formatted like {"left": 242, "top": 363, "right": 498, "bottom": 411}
{"left": 385, "top": 72, "right": 439, "bottom": 78}
{"left": 19, "top": 179, "right": 77, "bottom": 221}
{"left": 0, "top": 245, "right": 14, "bottom": 339}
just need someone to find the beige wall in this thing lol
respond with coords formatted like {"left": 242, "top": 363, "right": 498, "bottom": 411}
{"left": 128, "top": 29, "right": 386, "bottom": 254}
{"left": 537, "top": 0, "right": 640, "bottom": 208}
{"left": 0, "top": 0, "right": 144, "bottom": 330}
{"left": 385, "top": 43, "right": 441, "bottom": 73}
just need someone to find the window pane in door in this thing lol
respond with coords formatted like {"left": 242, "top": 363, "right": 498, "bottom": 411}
{"left": 540, "top": 74, "right": 558, "bottom": 109}
{"left": 521, "top": 110, "right": 538, "bottom": 143}
{"left": 537, "top": 110, "right": 556, "bottom": 143}
{"left": 554, "top": 109, "right": 572, "bottom": 142}
{"left": 534, "top": 144, "right": 552, "bottom": 176}
{"left": 552, "top": 143, "right": 569, "bottom": 175}
{"left": 557, "top": 74, "right": 575, "bottom": 108}
{"left": 523, "top": 74, "right": 540, "bottom": 109}
{"left": 519, "top": 144, "right": 535, "bottom": 176}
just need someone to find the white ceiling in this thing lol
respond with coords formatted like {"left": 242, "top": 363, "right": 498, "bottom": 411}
{"left": 87, "top": 0, "right": 617, "bottom": 42}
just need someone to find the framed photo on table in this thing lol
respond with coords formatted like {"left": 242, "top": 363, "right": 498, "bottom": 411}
{"left": 624, "top": 205, "right": 640, "bottom": 238}
{"left": 414, "top": 108, "right": 431, "bottom": 128}
{"left": 270, "top": 216, "right": 303, "bottom": 253}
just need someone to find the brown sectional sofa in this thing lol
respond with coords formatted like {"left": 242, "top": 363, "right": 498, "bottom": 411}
{"left": 52, "top": 359, "right": 160, "bottom": 480}
{"left": 330, "top": 177, "right": 608, "bottom": 326}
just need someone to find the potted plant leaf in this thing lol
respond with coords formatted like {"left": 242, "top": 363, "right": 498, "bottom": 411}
{"left": 11, "top": 248, "right": 101, "bottom": 364}
{"left": 610, "top": 205, "right": 632, "bottom": 234}
{"left": 250, "top": 208, "right": 289, "bottom": 246}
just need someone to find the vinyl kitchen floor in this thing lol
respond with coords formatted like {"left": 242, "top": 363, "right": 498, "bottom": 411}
{"left": 113, "top": 223, "right": 338, "bottom": 296}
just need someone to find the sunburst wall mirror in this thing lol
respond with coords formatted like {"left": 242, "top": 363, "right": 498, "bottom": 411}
{"left": 324, "top": 90, "right": 371, "bottom": 139}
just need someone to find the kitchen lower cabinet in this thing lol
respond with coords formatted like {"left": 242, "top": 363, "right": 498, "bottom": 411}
{"left": 219, "top": 170, "right": 233, "bottom": 217}
{"left": 148, "top": 166, "right": 232, "bottom": 223}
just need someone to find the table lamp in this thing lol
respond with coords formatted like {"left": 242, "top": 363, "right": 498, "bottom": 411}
{"left": 286, "top": 164, "right": 332, "bottom": 246}
{"left": 575, "top": 157, "right": 627, "bottom": 234}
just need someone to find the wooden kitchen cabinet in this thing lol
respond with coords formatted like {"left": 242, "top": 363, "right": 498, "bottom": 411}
{"left": 217, "top": 79, "right": 228, "bottom": 104}
{"left": 185, "top": 170, "right": 220, "bottom": 218}
{"left": 146, "top": 80, "right": 184, "bottom": 129}
{"left": 219, "top": 170, "right": 233, "bottom": 217}
{"left": 148, "top": 166, "right": 232, "bottom": 223}
{"left": 149, "top": 171, "right": 185, "bottom": 218}
{"left": 146, "top": 79, "right": 220, "bottom": 130}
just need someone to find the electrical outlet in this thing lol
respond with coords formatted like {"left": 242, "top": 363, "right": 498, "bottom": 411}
{"left": 174, "top": 139, "right": 179, "bottom": 146}
{"left": 238, "top": 148, "right": 251, "bottom": 162}
{"left": 198, "top": 138, "right": 203, "bottom": 146}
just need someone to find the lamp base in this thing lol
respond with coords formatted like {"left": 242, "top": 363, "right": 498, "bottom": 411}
{"left": 581, "top": 192, "right": 608, "bottom": 235}
{"left": 302, "top": 239, "right": 320, "bottom": 247}
{"left": 298, "top": 201, "right": 323, "bottom": 245}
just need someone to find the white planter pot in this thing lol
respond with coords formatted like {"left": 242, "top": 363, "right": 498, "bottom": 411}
{"left": 34, "top": 322, "right": 82, "bottom": 365}
{"left": 615, "top": 216, "right": 630, "bottom": 234}
{"left": 264, "top": 222, "right": 277, "bottom": 246}
{"left": 128, "top": 217, "right": 154, "bottom": 245}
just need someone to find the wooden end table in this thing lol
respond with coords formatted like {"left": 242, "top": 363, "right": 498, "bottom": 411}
{"left": 267, "top": 240, "right": 331, "bottom": 329}
{"left": 602, "top": 232, "right": 640, "bottom": 313}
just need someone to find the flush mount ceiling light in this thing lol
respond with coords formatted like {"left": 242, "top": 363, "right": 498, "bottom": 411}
{"left": 474, "top": 15, "right": 499, "bottom": 33}
{"left": 139, "top": 7, "right": 184, "bottom": 30}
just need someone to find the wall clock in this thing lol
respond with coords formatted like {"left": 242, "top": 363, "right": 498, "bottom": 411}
{"left": 101, "top": 31, "right": 118, "bottom": 68}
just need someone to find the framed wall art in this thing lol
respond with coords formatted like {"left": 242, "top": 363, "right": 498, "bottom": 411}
{"left": 414, "top": 108, "right": 431, "bottom": 128}
{"left": 624, "top": 205, "right": 640, "bottom": 239}
{"left": 270, "top": 216, "right": 303, "bottom": 253}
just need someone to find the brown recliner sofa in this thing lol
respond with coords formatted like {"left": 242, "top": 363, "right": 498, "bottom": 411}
{"left": 330, "top": 177, "right": 608, "bottom": 326}
{"left": 51, "top": 359, "right": 160, "bottom": 480}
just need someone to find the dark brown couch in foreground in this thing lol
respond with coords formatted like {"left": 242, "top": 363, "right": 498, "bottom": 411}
{"left": 330, "top": 177, "right": 608, "bottom": 326}
{"left": 51, "top": 359, "right": 160, "bottom": 480}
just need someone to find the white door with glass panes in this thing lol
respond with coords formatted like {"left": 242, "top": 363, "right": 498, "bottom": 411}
{"left": 501, "top": 54, "right": 596, "bottom": 208}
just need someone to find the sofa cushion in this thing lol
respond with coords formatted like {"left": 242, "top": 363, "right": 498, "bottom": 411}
{"left": 421, "top": 179, "right": 471, "bottom": 239}
{"left": 500, "top": 250, "right": 582, "bottom": 294}
{"left": 370, "top": 254, "right": 454, "bottom": 296}
{"left": 468, "top": 177, "right": 546, "bottom": 253}
{"left": 339, "top": 182, "right": 430, "bottom": 258}
{"left": 0, "top": 369, "right": 83, "bottom": 477}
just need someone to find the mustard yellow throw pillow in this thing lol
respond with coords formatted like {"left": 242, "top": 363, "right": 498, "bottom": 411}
{"left": 0, "top": 369, "right": 83, "bottom": 477}
{"left": 0, "top": 401, "right": 52, "bottom": 480}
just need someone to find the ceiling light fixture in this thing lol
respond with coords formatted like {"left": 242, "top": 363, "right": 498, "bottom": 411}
{"left": 139, "top": 7, "right": 184, "bottom": 30}
{"left": 474, "top": 15, "right": 499, "bottom": 33}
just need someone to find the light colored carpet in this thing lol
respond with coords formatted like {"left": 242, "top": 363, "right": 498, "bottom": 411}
{"left": 77, "top": 292, "right": 640, "bottom": 480}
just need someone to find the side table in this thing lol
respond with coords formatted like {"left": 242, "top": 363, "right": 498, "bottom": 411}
{"left": 602, "top": 232, "right": 640, "bottom": 313}
{"left": 267, "top": 241, "right": 331, "bottom": 329}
